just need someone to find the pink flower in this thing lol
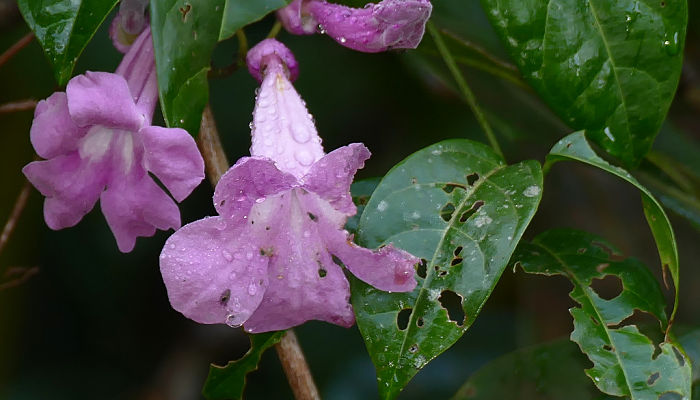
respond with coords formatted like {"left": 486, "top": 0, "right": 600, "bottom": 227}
{"left": 23, "top": 27, "right": 205, "bottom": 252}
{"left": 159, "top": 39, "right": 418, "bottom": 333}
{"left": 277, "top": 0, "right": 432, "bottom": 53}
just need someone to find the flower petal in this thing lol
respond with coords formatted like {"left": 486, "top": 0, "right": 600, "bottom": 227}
{"left": 249, "top": 66, "right": 324, "bottom": 178}
{"left": 160, "top": 216, "right": 270, "bottom": 326}
{"left": 307, "top": 0, "right": 432, "bottom": 53}
{"left": 302, "top": 143, "right": 370, "bottom": 215}
{"left": 66, "top": 71, "right": 143, "bottom": 132}
{"left": 242, "top": 190, "right": 355, "bottom": 332}
{"left": 141, "top": 125, "right": 205, "bottom": 202}
{"left": 101, "top": 173, "right": 180, "bottom": 252}
{"left": 30, "top": 92, "right": 84, "bottom": 159}
{"left": 23, "top": 153, "right": 106, "bottom": 229}
{"left": 276, "top": 0, "right": 317, "bottom": 35}
{"left": 213, "top": 157, "right": 297, "bottom": 221}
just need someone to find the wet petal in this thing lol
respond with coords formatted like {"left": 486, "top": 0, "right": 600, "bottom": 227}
{"left": 307, "top": 0, "right": 432, "bottom": 53}
{"left": 141, "top": 125, "right": 205, "bottom": 202}
{"left": 101, "top": 173, "right": 180, "bottom": 252}
{"left": 246, "top": 38, "right": 299, "bottom": 83}
{"left": 276, "top": 0, "right": 317, "bottom": 35}
{"left": 30, "top": 92, "right": 85, "bottom": 159}
{"left": 22, "top": 152, "right": 107, "bottom": 229}
{"left": 160, "top": 216, "right": 270, "bottom": 326}
{"left": 302, "top": 143, "right": 370, "bottom": 215}
{"left": 213, "top": 157, "right": 297, "bottom": 221}
{"left": 66, "top": 71, "right": 143, "bottom": 132}
{"left": 242, "top": 191, "right": 355, "bottom": 332}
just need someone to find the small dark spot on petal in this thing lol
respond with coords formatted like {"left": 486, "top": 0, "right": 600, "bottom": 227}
{"left": 318, "top": 268, "right": 327, "bottom": 278}
{"left": 219, "top": 199, "right": 226, "bottom": 206}
{"left": 219, "top": 289, "right": 231, "bottom": 306}
{"left": 308, "top": 212, "right": 317, "bottom": 221}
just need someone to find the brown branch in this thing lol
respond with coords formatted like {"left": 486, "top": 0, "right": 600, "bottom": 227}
{"left": 0, "top": 99, "right": 37, "bottom": 114}
{"left": 0, "top": 179, "right": 32, "bottom": 257}
{"left": 275, "top": 331, "right": 321, "bottom": 400}
{"left": 196, "top": 105, "right": 320, "bottom": 400}
{"left": 0, "top": 32, "right": 34, "bottom": 69}
{"left": 0, "top": 266, "right": 39, "bottom": 291}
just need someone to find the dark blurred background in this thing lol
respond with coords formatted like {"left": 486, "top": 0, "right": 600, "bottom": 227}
{"left": 1, "top": 0, "right": 699, "bottom": 398}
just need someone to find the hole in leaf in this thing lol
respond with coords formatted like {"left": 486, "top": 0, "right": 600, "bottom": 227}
{"left": 592, "top": 241, "right": 624, "bottom": 260}
{"left": 438, "top": 290, "right": 465, "bottom": 326}
{"left": 459, "top": 200, "right": 484, "bottom": 222}
{"left": 660, "top": 393, "right": 682, "bottom": 400}
{"left": 438, "top": 270, "right": 448, "bottom": 277}
{"left": 590, "top": 275, "right": 623, "bottom": 300}
{"left": 442, "top": 183, "right": 466, "bottom": 193}
{"left": 416, "top": 317, "right": 424, "bottom": 327}
{"left": 397, "top": 308, "right": 412, "bottom": 330}
{"left": 408, "top": 344, "right": 419, "bottom": 353}
{"left": 647, "top": 372, "right": 660, "bottom": 385}
{"left": 440, "top": 203, "right": 456, "bottom": 221}
{"left": 454, "top": 246, "right": 463, "bottom": 256}
{"left": 433, "top": 265, "right": 440, "bottom": 272}
{"left": 590, "top": 316, "right": 600, "bottom": 325}
{"left": 673, "top": 346, "right": 685, "bottom": 366}
{"left": 219, "top": 289, "right": 230, "bottom": 306}
{"left": 308, "top": 212, "right": 317, "bottom": 221}
{"left": 416, "top": 259, "right": 427, "bottom": 278}
{"left": 577, "top": 247, "right": 586, "bottom": 254}
{"left": 603, "top": 344, "right": 613, "bottom": 352}
{"left": 466, "top": 173, "right": 479, "bottom": 186}
{"left": 450, "top": 257, "right": 463, "bottom": 266}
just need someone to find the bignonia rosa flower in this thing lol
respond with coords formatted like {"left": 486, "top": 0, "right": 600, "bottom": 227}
{"left": 277, "top": 0, "right": 432, "bottom": 53}
{"left": 159, "top": 39, "right": 418, "bottom": 333}
{"left": 23, "top": 25, "right": 205, "bottom": 252}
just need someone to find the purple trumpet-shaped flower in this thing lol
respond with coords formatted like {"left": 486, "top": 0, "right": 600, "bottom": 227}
{"left": 277, "top": 0, "right": 432, "bottom": 53}
{"left": 159, "top": 39, "right": 418, "bottom": 332}
{"left": 23, "top": 27, "right": 205, "bottom": 252}
{"left": 110, "top": 0, "right": 150, "bottom": 53}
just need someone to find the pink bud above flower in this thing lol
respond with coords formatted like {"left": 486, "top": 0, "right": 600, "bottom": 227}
{"left": 159, "top": 39, "right": 418, "bottom": 332}
{"left": 277, "top": 0, "right": 432, "bottom": 53}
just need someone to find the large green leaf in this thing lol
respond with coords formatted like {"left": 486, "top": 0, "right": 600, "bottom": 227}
{"left": 202, "top": 331, "right": 284, "bottom": 400}
{"left": 17, "top": 0, "right": 118, "bottom": 85}
{"left": 512, "top": 229, "right": 691, "bottom": 399}
{"left": 346, "top": 177, "right": 381, "bottom": 235}
{"left": 150, "top": 0, "right": 224, "bottom": 135}
{"left": 452, "top": 339, "right": 615, "bottom": 400}
{"left": 353, "top": 139, "right": 543, "bottom": 399}
{"left": 219, "top": 0, "right": 290, "bottom": 40}
{"left": 546, "top": 131, "right": 680, "bottom": 323}
{"left": 480, "top": 0, "right": 688, "bottom": 165}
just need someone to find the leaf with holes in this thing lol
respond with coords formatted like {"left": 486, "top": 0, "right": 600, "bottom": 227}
{"left": 219, "top": 0, "right": 291, "bottom": 40}
{"left": 352, "top": 139, "right": 543, "bottom": 399}
{"left": 545, "top": 131, "right": 680, "bottom": 323}
{"left": 17, "top": 0, "right": 118, "bottom": 85}
{"left": 202, "top": 331, "right": 284, "bottom": 400}
{"left": 512, "top": 228, "right": 691, "bottom": 399}
{"left": 150, "top": 0, "right": 224, "bottom": 136}
{"left": 452, "top": 339, "right": 616, "bottom": 400}
{"left": 480, "top": 0, "right": 688, "bottom": 165}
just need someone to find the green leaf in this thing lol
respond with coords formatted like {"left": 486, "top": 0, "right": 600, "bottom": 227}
{"left": 219, "top": 0, "right": 291, "bottom": 40}
{"left": 512, "top": 228, "right": 691, "bottom": 399}
{"left": 346, "top": 177, "right": 381, "bottom": 235}
{"left": 545, "top": 131, "right": 680, "bottom": 323}
{"left": 17, "top": 0, "right": 118, "bottom": 85}
{"left": 150, "top": 0, "right": 225, "bottom": 135}
{"left": 452, "top": 339, "right": 616, "bottom": 400}
{"left": 202, "top": 331, "right": 284, "bottom": 400}
{"left": 353, "top": 139, "right": 543, "bottom": 399}
{"left": 480, "top": 0, "right": 688, "bottom": 165}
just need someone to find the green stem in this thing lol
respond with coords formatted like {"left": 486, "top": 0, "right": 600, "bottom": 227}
{"left": 236, "top": 29, "right": 249, "bottom": 59}
{"left": 267, "top": 21, "right": 283, "bottom": 39}
{"left": 427, "top": 21, "right": 505, "bottom": 160}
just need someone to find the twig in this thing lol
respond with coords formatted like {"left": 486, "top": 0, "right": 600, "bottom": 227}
{"left": 0, "top": 266, "right": 39, "bottom": 291}
{"left": 0, "top": 32, "right": 34, "bottom": 69}
{"left": 0, "top": 179, "right": 32, "bottom": 257}
{"left": 275, "top": 331, "right": 321, "bottom": 400}
{"left": 427, "top": 22, "right": 505, "bottom": 161}
{"left": 0, "top": 99, "right": 37, "bottom": 114}
{"left": 196, "top": 106, "right": 320, "bottom": 399}
{"left": 267, "top": 21, "right": 283, "bottom": 39}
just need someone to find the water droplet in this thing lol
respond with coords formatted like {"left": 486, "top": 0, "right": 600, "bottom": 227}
{"left": 255, "top": 197, "right": 265, "bottom": 204}
{"left": 523, "top": 185, "right": 541, "bottom": 198}
{"left": 663, "top": 31, "right": 680, "bottom": 56}
{"left": 291, "top": 123, "right": 311, "bottom": 143}
{"left": 377, "top": 200, "right": 389, "bottom": 212}
{"left": 295, "top": 149, "right": 314, "bottom": 166}
{"left": 339, "top": 37, "right": 347, "bottom": 43}
{"left": 222, "top": 250, "right": 233, "bottom": 262}
{"left": 225, "top": 313, "right": 243, "bottom": 328}
{"left": 169, "top": 243, "right": 176, "bottom": 250}
{"left": 246, "top": 251, "right": 254, "bottom": 260}
{"left": 248, "top": 282, "right": 257, "bottom": 295}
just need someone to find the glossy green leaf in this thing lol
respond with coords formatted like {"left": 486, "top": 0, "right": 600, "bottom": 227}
{"left": 480, "top": 0, "right": 688, "bottom": 165}
{"left": 545, "top": 131, "right": 680, "bottom": 322}
{"left": 219, "top": 0, "right": 290, "bottom": 40}
{"left": 512, "top": 228, "right": 691, "bottom": 399}
{"left": 150, "top": 0, "right": 224, "bottom": 135}
{"left": 346, "top": 177, "right": 381, "bottom": 235}
{"left": 452, "top": 339, "right": 615, "bottom": 400}
{"left": 353, "top": 140, "right": 543, "bottom": 399}
{"left": 17, "top": 0, "right": 118, "bottom": 85}
{"left": 202, "top": 331, "right": 284, "bottom": 400}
